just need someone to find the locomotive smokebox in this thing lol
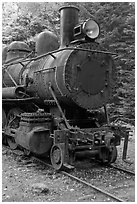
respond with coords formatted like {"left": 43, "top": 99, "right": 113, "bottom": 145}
{"left": 59, "top": 6, "right": 79, "bottom": 47}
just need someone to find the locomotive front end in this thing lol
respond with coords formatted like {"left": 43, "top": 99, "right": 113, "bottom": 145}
{"left": 59, "top": 6, "right": 115, "bottom": 110}
{"left": 63, "top": 42, "right": 115, "bottom": 110}
{"left": 29, "top": 6, "right": 115, "bottom": 110}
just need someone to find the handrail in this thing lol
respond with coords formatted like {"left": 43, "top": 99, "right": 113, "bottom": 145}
{"left": 2, "top": 47, "right": 117, "bottom": 70}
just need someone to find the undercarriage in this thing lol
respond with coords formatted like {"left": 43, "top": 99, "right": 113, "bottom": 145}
{"left": 2, "top": 94, "right": 121, "bottom": 170}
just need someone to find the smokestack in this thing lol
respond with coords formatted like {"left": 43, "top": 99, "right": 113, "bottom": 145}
{"left": 59, "top": 6, "right": 79, "bottom": 47}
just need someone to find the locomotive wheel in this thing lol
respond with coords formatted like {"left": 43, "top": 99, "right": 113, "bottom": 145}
{"left": 7, "top": 137, "right": 18, "bottom": 150}
{"left": 99, "top": 144, "right": 117, "bottom": 164}
{"left": 7, "top": 108, "right": 23, "bottom": 129}
{"left": 6, "top": 108, "right": 23, "bottom": 149}
{"left": 50, "top": 144, "right": 64, "bottom": 170}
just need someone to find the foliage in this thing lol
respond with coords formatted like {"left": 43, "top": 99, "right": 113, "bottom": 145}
{"left": 2, "top": 2, "right": 135, "bottom": 123}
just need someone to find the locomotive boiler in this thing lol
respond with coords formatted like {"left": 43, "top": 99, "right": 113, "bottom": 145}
{"left": 2, "top": 6, "right": 121, "bottom": 170}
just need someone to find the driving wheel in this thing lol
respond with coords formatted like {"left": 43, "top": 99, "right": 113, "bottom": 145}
{"left": 6, "top": 108, "right": 23, "bottom": 149}
{"left": 7, "top": 108, "right": 23, "bottom": 129}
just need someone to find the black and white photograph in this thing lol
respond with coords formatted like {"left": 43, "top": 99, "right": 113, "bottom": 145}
{"left": 2, "top": 1, "right": 135, "bottom": 202}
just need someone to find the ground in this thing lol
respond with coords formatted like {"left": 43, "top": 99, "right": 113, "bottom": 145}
{"left": 2, "top": 124, "right": 135, "bottom": 202}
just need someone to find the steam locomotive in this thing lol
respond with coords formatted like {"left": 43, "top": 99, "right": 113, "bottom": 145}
{"left": 2, "top": 6, "right": 121, "bottom": 170}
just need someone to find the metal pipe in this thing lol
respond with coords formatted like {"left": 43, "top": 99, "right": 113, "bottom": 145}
{"left": 2, "top": 47, "right": 117, "bottom": 69}
{"left": 75, "top": 150, "right": 99, "bottom": 158}
{"left": 2, "top": 86, "right": 26, "bottom": 99}
{"left": 75, "top": 145, "right": 94, "bottom": 150}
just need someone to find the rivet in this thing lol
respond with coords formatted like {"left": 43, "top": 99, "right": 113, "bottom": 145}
{"left": 101, "top": 61, "right": 105, "bottom": 67}
{"left": 88, "top": 55, "right": 91, "bottom": 59}
{"left": 100, "top": 90, "right": 104, "bottom": 94}
{"left": 77, "top": 65, "right": 81, "bottom": 71}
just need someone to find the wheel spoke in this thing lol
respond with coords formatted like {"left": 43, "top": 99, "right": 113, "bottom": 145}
{"left": 7, "top": 108, "right": 23, "bottom": 129}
